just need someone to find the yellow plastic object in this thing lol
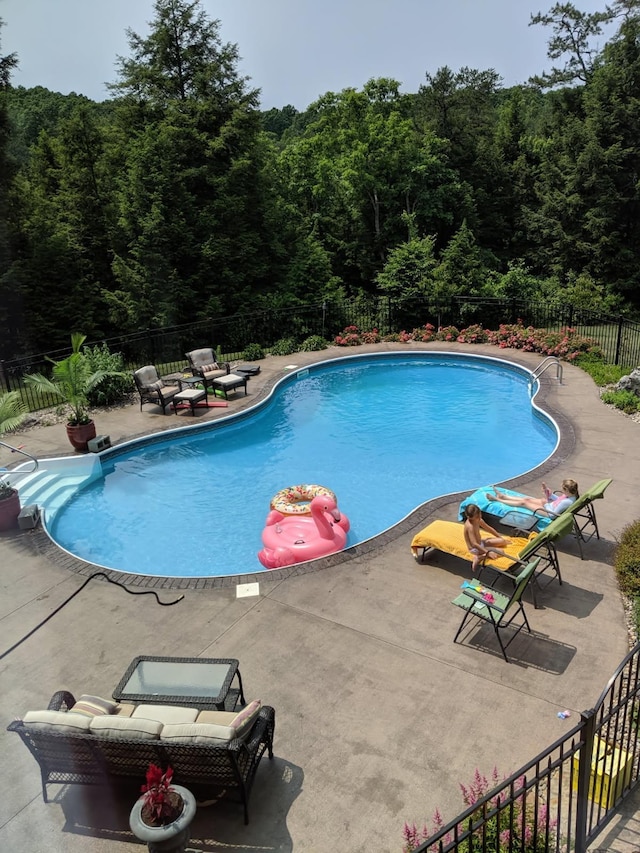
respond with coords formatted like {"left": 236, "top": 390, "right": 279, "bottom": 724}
{"left": 572, "top": 736, "right": 633, "bottom": 808}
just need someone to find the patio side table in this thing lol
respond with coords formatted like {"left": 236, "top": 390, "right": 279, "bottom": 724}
{"left": 112, "top": 656, "right": 245, "bottom": 711}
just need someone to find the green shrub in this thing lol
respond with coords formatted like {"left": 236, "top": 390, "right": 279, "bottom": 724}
{"left": 614, "top": 520, "right": 640, "bottom": 597}
{"left": 601, "top": 389, "right": 640, "bottom": 414}
{"left": 242, "top": 343, "right": 265, "bottom": 360}
{"left": 574, "top": 353, "right": 629, "bottom": 386}
{"left": 83, "top": 343, "right": 132, "bottom": 406}
{"left": 269, "top": 337, "right": 298, "bottom": 356}
{"left": 300, "top": 335, "right": 329, "bottom": 351}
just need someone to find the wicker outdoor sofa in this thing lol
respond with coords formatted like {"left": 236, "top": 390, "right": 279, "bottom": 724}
{"left": 8, "top": 690, "right": 275, "bottom": 824}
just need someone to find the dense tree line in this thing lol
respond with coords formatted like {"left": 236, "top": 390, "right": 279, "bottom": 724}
{"left": 1, "top": 0, "right": 640, "bottom": 359}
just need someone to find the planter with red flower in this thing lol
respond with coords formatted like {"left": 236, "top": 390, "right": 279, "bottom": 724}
{"left": 129, "top": 764, "right": 196, "bottom": 853}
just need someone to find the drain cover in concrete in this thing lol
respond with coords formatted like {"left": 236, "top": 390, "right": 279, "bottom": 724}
{"left": 236, "top": 582, "right": 260, "bottom": 598}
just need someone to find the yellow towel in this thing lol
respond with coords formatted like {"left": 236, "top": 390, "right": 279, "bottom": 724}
{"left": 410, "top": 520, "right": 532, "bottom": 571}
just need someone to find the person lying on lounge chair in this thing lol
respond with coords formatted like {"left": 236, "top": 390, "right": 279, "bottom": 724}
{"left": 462, "top": 504, "right": 513, "bottom": 571}
{"left": 487, "top": 479, "right": 579, "bottom": 518}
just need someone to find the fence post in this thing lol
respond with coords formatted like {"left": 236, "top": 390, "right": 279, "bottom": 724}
{"left": 614, "top": 317, "right": 623, "bottom": 366}
{"left": 575, "top": 708, "right": 597, "bottom": 853}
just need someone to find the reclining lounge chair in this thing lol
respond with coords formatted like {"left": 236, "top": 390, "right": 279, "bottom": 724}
{"left": 133, "top": 365, "right": 181, "bottom": 414}
{"left": 411, "top": 511, "right": 575, "bottom": 606}
{"left": 458, "top": 478, "right": 612, "bottom": 558}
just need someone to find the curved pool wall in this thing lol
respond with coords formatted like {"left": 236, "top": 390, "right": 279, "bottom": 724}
{"left": 23, "top": 351, "right": 559, "bottom": 579}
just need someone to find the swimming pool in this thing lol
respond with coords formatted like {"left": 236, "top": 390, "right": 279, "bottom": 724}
{"left": 46, "top": 352, "right": 557, "bottom": 577}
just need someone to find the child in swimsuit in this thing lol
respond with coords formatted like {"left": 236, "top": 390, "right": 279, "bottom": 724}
{"left": 488, "top": 479, "right": 579, "bottom": 517}
{"left": 463, "top": 504, "right": 512, "bottom": 571}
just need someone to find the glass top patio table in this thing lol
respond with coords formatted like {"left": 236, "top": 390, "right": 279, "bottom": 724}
{"left": 112, "top": 655, "right": 245, "bottom": 710}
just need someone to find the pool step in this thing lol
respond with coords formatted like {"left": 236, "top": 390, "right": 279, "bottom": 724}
{"left": 18, "top": 471, "right": 92, "bottom": 516}
{"left": 10, "top": 457, "right": 103, "bottom": 522}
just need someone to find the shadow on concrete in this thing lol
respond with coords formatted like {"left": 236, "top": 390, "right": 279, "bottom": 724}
{"left": 456, "top": 625, "right": 577, "bottom": 672}
{"left": 56, "top": 759, "right": 302, "bottom": 852}
{"left": 535, "top": 581, "right": 604, "bottom": 619}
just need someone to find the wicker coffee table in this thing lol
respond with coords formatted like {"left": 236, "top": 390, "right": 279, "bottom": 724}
{"left": 112, "top": 655, "right": 245, "bottom": 711}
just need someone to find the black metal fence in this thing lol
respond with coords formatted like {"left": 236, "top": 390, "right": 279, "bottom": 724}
{"left": 2, "top": 296, "right": 640, "bottom": 411}
{"left": 411, "top": 642, "right": 640, "bottom": 853}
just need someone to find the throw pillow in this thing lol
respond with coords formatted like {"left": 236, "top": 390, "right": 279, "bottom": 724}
{"left": 200, "top": 362, "right": 220, "bottom": 374}
{"left": 70, "top": 694, "right": 117, "bottom": 718}
{"left": 229, "top": 700, "right": 261, "bottom": 739}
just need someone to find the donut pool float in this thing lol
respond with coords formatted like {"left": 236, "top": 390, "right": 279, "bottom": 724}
{"left": 270, "top": 484, "right": 337, "bottom": 516}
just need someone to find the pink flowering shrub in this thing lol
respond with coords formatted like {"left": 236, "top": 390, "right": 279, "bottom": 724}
{"left": 456, "top": 323, "right": 489, "bottom": 344}
{"left": 402, "top": 767, "right": 557, "bottom": 853}
{"left": 435, "top": 325, "right": 461, "bottom": 342}
{"left": 333, "top": 321, "right": 602, "bottom": 361}
{"left": 334, "top": 325, "right": 362, "bottom": 346}
{"left": 412, "top": 323, "right": 437, "bottom": 342}
{"left": 486, "top": 322, "right": 603, "bottom": 359}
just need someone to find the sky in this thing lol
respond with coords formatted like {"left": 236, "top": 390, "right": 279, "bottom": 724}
{"left": 1, "top": 0, "right": 614, "bottom": 110}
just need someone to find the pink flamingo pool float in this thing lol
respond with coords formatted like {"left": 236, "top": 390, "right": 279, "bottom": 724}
{"left": 258, "top": 494, "right": 350, "bottom": 569}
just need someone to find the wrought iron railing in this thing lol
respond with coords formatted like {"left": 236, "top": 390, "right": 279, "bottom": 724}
{"left": 2, "top": 296, "right": 640, "bottom": 411}
{"left": 412, "top": 642, "right": 640, "bottom": 853}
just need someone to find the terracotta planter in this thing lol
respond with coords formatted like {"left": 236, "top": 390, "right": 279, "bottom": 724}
{"left": 129, "top": 785, "right": 196, "bottom": 853}
{"left": 0, "top": 488, "right": 21, "bottom": 531}
{"left": 66, "top": 420, "right": 96, "bottom": 452}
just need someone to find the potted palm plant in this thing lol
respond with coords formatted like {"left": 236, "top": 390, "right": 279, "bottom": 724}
{"left": 0, "top": 390, "right": 27, "bottom": 530}
{"left": 25, "top": 333, "right": 124, "bottom": 452}
{"left": 129, "top": 764, "right": 196, "bottom": 853}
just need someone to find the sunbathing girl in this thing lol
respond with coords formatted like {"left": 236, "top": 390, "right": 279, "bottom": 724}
{"left": 487, "top": 479, "right": 579, "bottom": 517}
{"left": 463, "top": 504, "right": 512, "bottom": 571}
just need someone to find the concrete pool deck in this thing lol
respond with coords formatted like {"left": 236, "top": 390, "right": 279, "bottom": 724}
{"left": 1, "top": 342, "right": 639, "bottom": 852}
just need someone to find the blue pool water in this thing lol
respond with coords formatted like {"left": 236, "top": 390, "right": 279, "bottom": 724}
{"left": 48, "top": 353, "right": 557, "bottom": 577}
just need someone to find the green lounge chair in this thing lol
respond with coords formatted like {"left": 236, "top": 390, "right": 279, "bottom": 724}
{"left": 452, "top": 558, "right": 541, "bottom": 662}
{"left": 566, "top": 478, "right": 613, "bottom": 558}
{"left": 478, "top": 510, "right": 575, "bottom": 606}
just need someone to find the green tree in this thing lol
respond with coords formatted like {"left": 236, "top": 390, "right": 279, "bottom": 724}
{"left": 277, "top": 78, "right": 460, "bottom": 292}
{"left": 433, "top": 220, "right": 494, "bottom": 302}
{"left": 0, "top": 21, "right": 21, "bottom": 358}
{"left": 529, "top": 2, "right": 611, "bottom": 88}
{"left": 376, "top": 215, "right": 437, "bottom": 298}
{"left": 526, "top": 11, "right": 640, "bottom": 308}
{"left": 9, "top": 104, "right": 115, "bottom": 349}
{"left": 106, "top": 0, "right": 279, "bottom": 330}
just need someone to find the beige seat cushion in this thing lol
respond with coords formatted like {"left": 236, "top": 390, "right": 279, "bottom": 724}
{"left": 113, "top": 703, "right": 136, "bottom": 717}
{"left": 89, "top": 715, "right": 162, "bottom": 740}
{"left": 196, "top": 710, "right": 238, "bottom": 726}
{"left": 131, "top": 705, "right": 198, "bottom": 725}
{"left": 160, "top": 721, "right": 236, "bottom": 744}
{"left": 214, "top": 373, "right": 243, "bottom": 387}
{"left": 23, "top": 710, "right": 92, "bottom": 733}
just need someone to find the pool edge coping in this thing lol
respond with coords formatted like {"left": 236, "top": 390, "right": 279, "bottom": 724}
{"left": 17, "top": 348, "right": 574, "bottom": 589}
